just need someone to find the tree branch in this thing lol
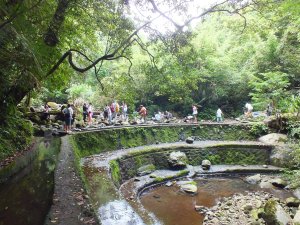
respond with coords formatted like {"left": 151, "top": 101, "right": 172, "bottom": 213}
{"left": 47, "top": 0, "right": 253, "bottom": 81}
{"left": 0, "top": 0, "right": 43, "bottom": 30}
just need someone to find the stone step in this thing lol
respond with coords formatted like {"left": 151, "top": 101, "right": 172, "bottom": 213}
{"left": 194, "top": 165, "right": 283, "bottom": 175}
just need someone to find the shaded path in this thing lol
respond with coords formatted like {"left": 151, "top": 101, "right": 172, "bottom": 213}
{"left": 45, "top": 136, "right": 97, "bottom": 225}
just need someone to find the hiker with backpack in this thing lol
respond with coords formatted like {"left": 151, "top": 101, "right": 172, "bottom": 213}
{"left": 63, "top": 104, "right": 73, "bottom": 133}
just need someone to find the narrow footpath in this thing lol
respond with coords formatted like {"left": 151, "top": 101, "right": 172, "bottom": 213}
{"left": 45, "top": 136, "right": 97, "bottom": 225}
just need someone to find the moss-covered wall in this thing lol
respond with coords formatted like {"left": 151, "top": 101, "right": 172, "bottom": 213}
{"left": 0, "top": 116, "right": 33, "bottom": 161}
{"left": 117, "top": 145, "right": 272, "bottom": 182}
{"left": 71, "top": 124, "right": 256, "bottom": 158}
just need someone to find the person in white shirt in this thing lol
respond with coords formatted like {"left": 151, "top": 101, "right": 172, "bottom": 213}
{"left": 216, "top": 108, "right": 223, "bottom": 122}
{"left": 192, "top": 105, "right": 198, "bottom": 123}
{"left": 245, "top": 103, "right": 253, "bottom": 117}
{"left": 122, "top": 102, "right": 128, "bottom": 121}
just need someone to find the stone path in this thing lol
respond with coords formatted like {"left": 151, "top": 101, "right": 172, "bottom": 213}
{"left": 44, "top": 136, "right": 97, "bottom": 225}
{"left": 53, "top": 120, "right": 249, "bottom": 135}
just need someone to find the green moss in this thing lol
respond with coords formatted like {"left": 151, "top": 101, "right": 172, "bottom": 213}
{"left": 71, "top": 124, "right": 257, "bottom": 158}
{"left": 154, "top": 177, "right": 164, "bottom": 182}
{"left": 206, "top": 154, "right": 222, "bottom": 164}
{"left": 0, "top": 115, "right": 33, "bottom": 161}
{"left": 187, "top": 181, "right": 197, "bottom": 186}
{"left": 70, "top": 124, "right": 264, "bottom": 185}
{"left": 176, "top": 169, "right": 189, "bottom": 176}
{"left": 109, "top": 159, "right": 121, "bottom": 187}
{"left": 262, "top": 200, "right": 281, "bottom": 225}
{"left": 249, "top": 122, "right": 269, "bottom": 137}
{"left": 153, "top": 170, "right": 189, "bottom": 183}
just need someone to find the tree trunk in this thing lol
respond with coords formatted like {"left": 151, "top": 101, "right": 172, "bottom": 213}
{"left": 44, "top": 0, "right": 71, "bottom": 46}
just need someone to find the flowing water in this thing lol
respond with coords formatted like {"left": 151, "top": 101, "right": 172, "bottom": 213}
{"left": 0, "top": 137, "right": 60, "bottom": 225}
{"left": 140, "top": 176, "right": 293, "bottom": 225}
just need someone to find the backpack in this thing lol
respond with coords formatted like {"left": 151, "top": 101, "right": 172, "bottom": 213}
{"left": 110, "top": 105, "right": 115, "bottom": 113}
{"left": 65, "top": 108, "right": 70, "bottom": 118}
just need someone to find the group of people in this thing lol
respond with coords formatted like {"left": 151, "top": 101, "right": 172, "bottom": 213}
{"left": 153, "top": 111, "right": 173, "bottom": 122}
{"left": 46, "top": 99, "right": 277, "bottom": 133}
{"left": 192, "top": 105, "right": 223, "bottom": 123}
{"left": 103, "top": 101, "right": 128, "bottom": 124}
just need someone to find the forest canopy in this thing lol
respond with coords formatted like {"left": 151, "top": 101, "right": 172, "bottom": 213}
{"left": 1, "top": 0, "right": 300, "bottom": 118}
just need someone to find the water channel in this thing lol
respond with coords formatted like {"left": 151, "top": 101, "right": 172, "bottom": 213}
{"left": 0, "top": 137, "right": 60, "bottom": 225}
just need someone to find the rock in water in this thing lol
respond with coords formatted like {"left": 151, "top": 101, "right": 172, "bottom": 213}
{"left": 246, "top": 174, "right": 261, "bottom": 184}
{"left": 201, "top": 160, "right": 211, "bottom": 170}
{"left": 180, "top": 183, "right": 198, "bottom": 194}
{"left": 168, "top": 151, "right": 188, "bottom": 169}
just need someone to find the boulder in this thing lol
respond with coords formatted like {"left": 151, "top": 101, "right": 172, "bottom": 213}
{"left": 285, "top": 197, "right": 300, "bottom": 207}
{"left": 130, "top": 121, "right": 138, "bottom": 125}
{"left": 186, "top": 137, "right": 194, "bottom": 144}
{"left": 258, "top": 133, "right": 287, "bottom": 146}
{"left": 293, "top": 188, "right": 300, "bottom": 199}
{"left": 242, "top": 203, "right": 253, "bottom": 213}
{"left": 201, "top": 160, "right": 211, "bottom": 170}
{"left": 293, "top": 209, "right": 300, "bottom": 225}
{"left": 180, "top": 183, "right": 198, "bottom": 194}
{"left": 47, "top": 102, "right": 59, "bottom": 110}
{"left": 246, "top": 174, "right": 262, "bottom": 184}
{"left": 262, "top": 199, "right": 292, "bottom": 225}
{"left": 270, "top": 146, "right": 293, "bottom": 168}
{"left": 259, "top": 181, "right": 274, "bottom": 189}
{"left": 29, "top": 114, "right": 41, "bottom": 124}
{"left": 270, "top": 178, "right": 288, "bottom": 188}
{"left": 168, "top": 151, "right": 188, "bottom": 169}
{"left": 137, "top": 164, "right": 155, "bottom": 176}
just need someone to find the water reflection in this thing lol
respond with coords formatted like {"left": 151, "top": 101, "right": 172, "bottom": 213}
{"left": 140, "top": 176, "right": 293, "bottom": 225}
{"left": 0, "top": 138, "right": 60, "bottom": 225}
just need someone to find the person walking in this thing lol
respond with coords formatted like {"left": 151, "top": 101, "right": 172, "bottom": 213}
{"left": 110, "top": 101, "right": 116, "bottom": 120}
{"left": 139, "top": 105, "right": 147, "bottom": 123}
{"left": 115, "top": 101, "right": 120, "bottom": 119}
{"left": 87, "top": 103, "right": 93, "bottom": 125}
{"left": 82, "top": 103, "right": 88, "bottom": 122}
{"left": 63, "top": 104, "right": 73, "bottom": 133}
{"left": 192, "top": 105, "right": 198, "bottom": 123}
{"left": 245, "top": 102, "right": 253, "bottom": 117}
{"left": 122, "top": 102, "right": 128, "bottom": 121}
{"left": 216, "top": 107, "right": 223, "bottom": 122}
{"left": 106, "top": 105, "right": 112, "bottom": 124}
{"left": 43, "top": 103, "right": 50, "bottom": 120}
{"left": 266, "top": 103, "right": 273, "bottom": 116}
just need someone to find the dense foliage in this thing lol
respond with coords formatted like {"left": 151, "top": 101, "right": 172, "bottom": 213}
{"left": 1, "top": 0, "right": 300, "bottom": 159}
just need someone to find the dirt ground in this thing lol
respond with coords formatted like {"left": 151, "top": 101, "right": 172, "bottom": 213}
{"left": 44, "top": 136, "right": 98, "bottom": 225}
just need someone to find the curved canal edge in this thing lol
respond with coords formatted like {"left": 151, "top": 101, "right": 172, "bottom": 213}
{"left": 45, "top": 135, "right": 98, "bottom": 225}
